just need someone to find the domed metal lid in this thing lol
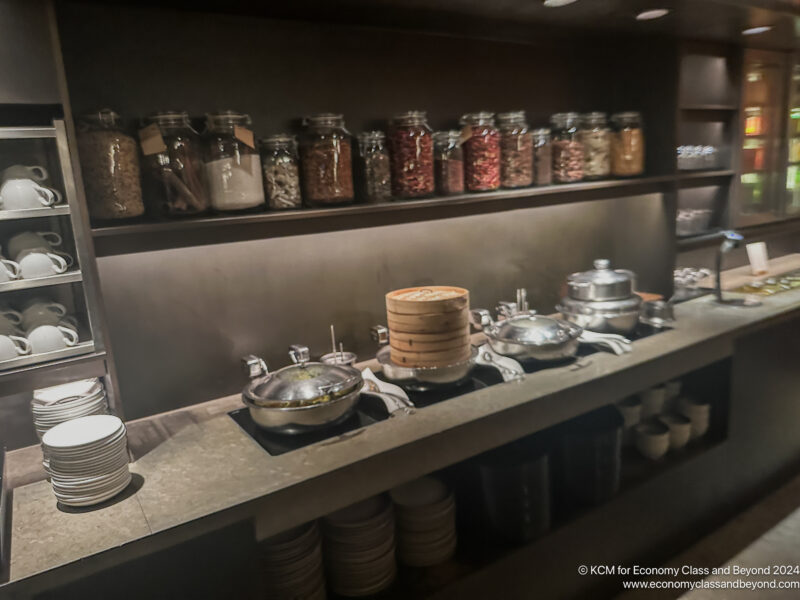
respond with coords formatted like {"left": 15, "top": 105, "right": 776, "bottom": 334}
{"left": 243, "top": 345, "right": 362, "bottom": 408}
{"left": 567, "top": 259, "right": 636, "bottom": 301}
{"left": 486, "top": 313, "right": 582, "bottom": 346}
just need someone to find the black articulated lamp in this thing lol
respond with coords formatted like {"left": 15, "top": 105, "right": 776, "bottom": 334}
{"left": 715, "top": 230, "right": 761, "bottom": 307}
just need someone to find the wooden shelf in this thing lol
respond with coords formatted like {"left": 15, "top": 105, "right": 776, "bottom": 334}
{"left": 0, "top": 206, "right": 70, "bottom": 221}
{"left": 0, "top": 271, "right": 82, "bottom": 294}
{"left": 680, "top": 104, "right": 738, "bottom": 111}
{"left": 91, "top": 175, "right": 675, "bottom": 256}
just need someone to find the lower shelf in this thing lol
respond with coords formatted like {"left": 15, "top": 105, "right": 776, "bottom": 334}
{"left": 0, "top": 271, "right": 82, "bottom": 293}
{"left": 0, "top": 341, "right": 96, "bottom": 372}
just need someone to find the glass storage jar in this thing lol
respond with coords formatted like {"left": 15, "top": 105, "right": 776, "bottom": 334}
{"left": 533, "top": 128, "right": 553, "bottom": 185}
{"left": 433, "top": 130, "right": 464, "bottom": 196}
{"left": 611, "top": 112, "right": 645, "bottom": 177}
{"left": 299, "top": 113, "right": 355, "bottom": 206}
{"left": 77, "top": 109, "right": 145, "bottom": 220}
{"left": 551, "top": 113, "right": 584, "bottom": 183}
{"left": 204, "top": 111, "right": 265, "bottom": 212}
{"left": 460, "top": 111, "right": 500, "bottom": 192}
{"left": 497, "top": 111, "right": 533, "bottom": 188}
{"left": 259, "top": 135, "right": 302, "bottom": 210}
{"left": 357, "top": 131, "right": 392, "bottom": 203}
{"left": 388, "top": 111, "right": 434, "bottom": 199}
{"left": 578, "top": 112, "right": 611, "bottom": 180}
{"left": 141, "top": 111, "right": 210, "bottom": 218}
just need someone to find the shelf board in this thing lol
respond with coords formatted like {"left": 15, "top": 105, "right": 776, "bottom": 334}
{"left": 0, "top": 348, "right": 106, "bottom": 397}
{"left": 91, "top": 175, "right": 675, "bottom": 256}
{"left": 680, "top": 104, "right": 738, "bottom": 111}
{"left": 0, "top": 206, "right": 70, "bottom": 221}
{"left": 0, "top": 126, "right": 56, "bottom": 140}
{"left": 0, "top": 341, "right": 96, "bottom": 374}
{"left": 0, "top": 271, "right": 82, "bottom": 294}
{"left": 677, "top": 169, "right": 735, "bottom": 187}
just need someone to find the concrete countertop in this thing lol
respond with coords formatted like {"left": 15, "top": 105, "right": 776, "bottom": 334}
{"left": 4, "top": 283, "right": 800, "bottom": 596}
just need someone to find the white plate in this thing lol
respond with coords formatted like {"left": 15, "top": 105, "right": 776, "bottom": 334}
{"left": 55, "top": 473, "right": 132, "bottom": 507}
{"left": 32, "top": 394, "right": 107, "bottom": 415}
{"left": 43, "top": 415, "right": 124, "bottom": 449}
{"left": 33, "top": 379, "right": 102, "bottom": 404}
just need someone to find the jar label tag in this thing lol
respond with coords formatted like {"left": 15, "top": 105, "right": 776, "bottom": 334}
{"left": 138, "top": 123, "right": 167, "bottom": 156}
{"left": 234, "top": 126, "right": 255, "bottom": 149}
{"left": 458, "top": 126, "right": 472, "bottom": 146}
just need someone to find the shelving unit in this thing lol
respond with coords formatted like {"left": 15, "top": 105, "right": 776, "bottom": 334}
{"left": 0, "top": 206, "right": 70, "bottom": 221}
{"left": 91, "top": 175, "right": 676, "bottom": 256}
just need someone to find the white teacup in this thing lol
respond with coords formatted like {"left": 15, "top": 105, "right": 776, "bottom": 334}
{"left": 0, "top": 257, "right": 21, "bottom": 282}
{"left": 639, "top": 385, "right": 666, "bottom": 419}
{"left": 0, "top": 179, "right": 61, "bottom": 210}
{"left": 659, "top": 413, "right": 692, "bottom": 450}
{"left": 678, "top": 397, "right": 711, "bottom": 439}
{"left": 634, "top": 418, "right": 670, "bottom": 461}
{"left": 0, "top": 316, "right": 22, "bottom": 336}
{"left": 2, "top": 165, "right": 48, "bottom": 183}
{"left": 21, "top": 301, "right": 67, "bottom": 331}
{"left": 7, "top": 231, "right": 62, "bottom": 260}
{"left": 28, "top": 325, "right": 78, "bottom": 354}
{"left": 0, "top": 307, "right": 22, "bottom": 325}
{"left": 18, "top": 251, "right": 69, "bottom": 279}
{"left": 0, "top": 334, "right": 31, "bottom": 361}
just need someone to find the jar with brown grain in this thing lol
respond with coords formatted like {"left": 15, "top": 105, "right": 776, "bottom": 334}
{"left": 578, "top": 112, "right": 611, "bottom": 180}
{"left": 460, "top": 111, "right": 501, "bottom": 192}
{"left": 497, "top": 111, "right": 533, "bottom": 188}
{"left": 388, "top": 111, "right": 434, "bottom": 199}
{"left": 141, "top": 111, "right": 210, "bottom": 218}
{"left": 299, "top": 113, "right": 354, "bottom": 206}
{"left": 433, "top": 130, "right": 464, "bottom": 196}
{"left": 611, "top": 112, "right": 645, "bottom": 177}
{"left": 77, "top": 109, "right": 144, "bottom": 221}
{"left": 551, "top": 112, "right": 584, "bottom": 184}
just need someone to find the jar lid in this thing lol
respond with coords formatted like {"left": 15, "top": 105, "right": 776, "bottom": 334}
{"left": 80, "top": 108, "right": 122, "bottom": 128}
{"left": 550, "top": 112, "right": 581, "bottom": 129}
{"left": 532, "top": 127, "right": 551, "bottom": 136}
{"left": 148, "top": 111, "right": 194, "bottom": 130}
{"left": 358, "top": 130, "right": 386, "bottom": 143}
{"left": 460, "top": 111, "right": 495, "bottom": 126}
{"left": 611, "top": 111, "right": 642, "bottom": 125}
{"left": 260, "top": 134, "right": 296, "bottom": 147}
{"left": 391, "top": 110, "right": 428, "bottom": 126}
{"left": 303, "top": 113, "right": 346, "bottom": 128}
{"left": 566, "top": 259, "right": 636, "bottom": 301}
{"left": 496, "top": 110, "right": 528, "bottom": 125}
{"left": 205, "top": 110, "right": 252, "bottom": 130}
{"left": 433, "top": 130, "right": 461, "bottom": 144}
{"left": 580, "top": 112, "right": 608, "bottom": 127}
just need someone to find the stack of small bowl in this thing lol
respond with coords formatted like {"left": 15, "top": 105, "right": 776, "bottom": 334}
{"left": 41, "top": 414, "right": 131, "bottom": 507}
{"left": 322, "top": 495, "right": 396, "bottom": 597}
{"left": 390, "top": 476, "right": 457, "bottom": 567}
{"left": 386, "top": 286, "right": 470, "bottom": 368}
{"left": 261, "top": 521, "right": 327, "bottom": 600}
{"left": 30, "top": 378, "right": 108, "bottom": 440}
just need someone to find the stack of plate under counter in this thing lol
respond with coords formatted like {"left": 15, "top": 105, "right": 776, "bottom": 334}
{"left": 41, "top": 415, "right": 131, "bottom": 507}
{"left": 390, "top": 476, "right": 457, "bottom": 567}
{"left": 386, "top": 286, "right": 470, "bottom": 367}
{"left": 322, "top": 495, "right": 396, "bottom": 597}
{"left": 260, "top": 522, "right": 326, "bottom": 600}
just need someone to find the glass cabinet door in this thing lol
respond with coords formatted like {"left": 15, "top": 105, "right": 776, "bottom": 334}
{"left": 735, "top": 49, "right": 786, "bottom": 226}
{"left": 784, "top": 61, "right": 800, "bottom": 217}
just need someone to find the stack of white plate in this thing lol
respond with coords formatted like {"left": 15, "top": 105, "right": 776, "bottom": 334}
{"left": 41, "top": 415, "right": 131, "bottom": 507}
{"left": 322, "top": 495, "right": 396, "bottom": 597}
{"left": 31, "top": 378, "right": 108, "bottom": 440}
{"left": 390, "top": 476, "right": 457, "bottom": 567}
{"left": 261, "top": 522, "right": 327, "bottom": 600}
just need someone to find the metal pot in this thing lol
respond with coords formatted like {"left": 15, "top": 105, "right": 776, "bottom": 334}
{"left": 371, "top": 325, "right": 523, "bottom": 391}
{"left": 558, "top": 259, "right": 642, "bottom": 335}
{"left": 242, "top": 344, "right": 363, "bottom": 434}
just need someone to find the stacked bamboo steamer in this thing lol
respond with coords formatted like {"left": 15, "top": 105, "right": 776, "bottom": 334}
{"left": 385, "top": 286, "right": 471, "bottom": 368}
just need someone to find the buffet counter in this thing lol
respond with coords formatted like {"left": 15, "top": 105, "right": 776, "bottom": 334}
{"left": 4, "top": 275, "right": 800, "bottom": 596}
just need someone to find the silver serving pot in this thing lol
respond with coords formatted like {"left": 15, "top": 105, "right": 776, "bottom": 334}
{"left": 242, "top": 345, "right": 363, "bottom": 434}
{"left": 557, "top": 259, "right": 642, "bottom": 335}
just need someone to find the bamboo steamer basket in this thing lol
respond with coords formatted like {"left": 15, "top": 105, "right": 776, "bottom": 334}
{"left": 390, "top": 345, "right": 473, "bottom": 367}
{"left": 389, "top": 330, "right": 470, "bottom": 353}
{"left": 386, "top": 287, "right": 469, "bottom": 315}
{"left": 386, "top": 309, "right": 469, "bottom": 334}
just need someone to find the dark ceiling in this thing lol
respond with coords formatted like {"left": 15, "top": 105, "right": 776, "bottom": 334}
{"left": 70, "top": 0, "right": 800, "bottom": 48}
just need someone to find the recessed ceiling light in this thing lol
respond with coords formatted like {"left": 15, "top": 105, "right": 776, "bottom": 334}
{"left": 543, "top": 0, "right": 578, "bottom": 7}
{"left": 742, "top": 26, "right": 772, "bottom": 35}
{"left": 636, "top": 9, "right": 670, "bottom": 21}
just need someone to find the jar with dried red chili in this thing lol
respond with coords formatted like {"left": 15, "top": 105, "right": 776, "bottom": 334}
{"left": 551, "top": 112, "right": 584, "bottom": 184}
{"left": 299, "top": 113, "right": 355, "bottom": 206}
{"left": 497, "top": 110, "right": 533, "bottom": 188}
{"left": 388, "top": 110, "right": 434, "bottom": 199}
{"left": 460, "top": 111, "right": 501, "bottom": 192}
